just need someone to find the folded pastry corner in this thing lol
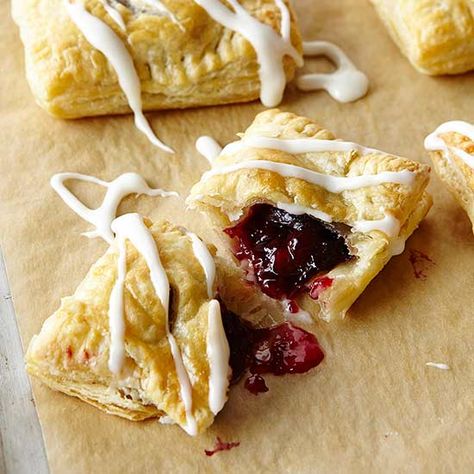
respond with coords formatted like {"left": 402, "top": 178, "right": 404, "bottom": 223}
{"left": 425, "top": 121, "right": 474, "bottom": 231}
{"left": 26, "top": 218, "right": 230, "bottom": 435}
{"left": 188, "top": 109, "right": 432, "bottom": 321}
{"left": 12, "top": 0, "right": 303, "bottom": 119}
{"left": 370, "top": 0, "right": 474, "bottom": 75}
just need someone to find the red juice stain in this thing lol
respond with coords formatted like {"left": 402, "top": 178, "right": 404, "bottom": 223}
{"left": 286, "top": 300, "right": 300, "bottom": 314}
{"left": 205, "top": 437, "right": 240, "bottom": 457}
{"left": 221, "top": 306, "right": 325, "bottom": 395}
{"left": 408, "top": 249, "right": 435, "bottom": 280}
{"left": 66, "top": 345, "right": 73, "bottom": 359}
{"left": 308, "top": 276, "right": 333, "bottom": 300}
{"left": 244, "top": 374, "right": 269, "bottom": 395}
{"left": 83, "top": 349, "right": 90, "bottom": 362}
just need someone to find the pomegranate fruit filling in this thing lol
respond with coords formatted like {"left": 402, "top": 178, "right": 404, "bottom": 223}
{"left": 224, "top": 203, "right": 352, "bottom": 300}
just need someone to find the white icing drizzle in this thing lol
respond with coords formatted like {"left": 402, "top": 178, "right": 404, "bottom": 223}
{"left": 100, "top": 0, "right": 126, "bottom": 31}
{"left": 276, "top": 201, "right": 332, "bottom": 223}
{"left": 202, "top": 159, "right": 415, "bottom": 194}
{"left": 50, "top": 172, "right": 177, "bottom": 244}
{"left": 206, "top": 299, "right": 230, "bottom": 415}
{"left": 424, "top": 121, "right": 474, "bottom": 169}
{"left": 195, "top": 136, "right": 223, "bottom": 163}
{"left": 65, "top": 1, "right": 174, "bottom": 153}
{"left": 425, "top": 362, "right": 450, "bottom": 370}
{"left": 110, "top": 213, "right": 197, "bottom": 435}
{"left": 222, "top": 135, "right": 382, "bottom": 157}
{"left": 193, "top": 0, "right": 303, "bottom": 107}
{"left": 352, "top": 212, "right": 400, "bottom": 238}
{"left": 185, "top": 231, "right": 216, "bottom": 298}
{"left": 108, "top": 236, "right": 127, "bottom": 374}
{"left": 296, "top": 41, "right": 369, "bottom": 103}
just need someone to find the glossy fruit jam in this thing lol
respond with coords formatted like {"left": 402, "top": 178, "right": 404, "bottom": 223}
{"left": 221, "top": 306, "right": 325, "bottom": 394}
{"left": 224, "top": 203, "right": 352, "bottom": 300}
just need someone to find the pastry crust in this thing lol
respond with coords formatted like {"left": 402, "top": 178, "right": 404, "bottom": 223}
{"left": 12, "top": 0, "right": 302, "bottom": 118}
{"left": 26, "top": 219, "right": 224, "bottom": 433}
{"left": 370, "top": 0, "right": 474, "bottom": 75}
{"left": 428, "top": 130, "right": 474, "bottom": 231}
{"left": 188, "top": 109, "right": 432, "bottom": 321}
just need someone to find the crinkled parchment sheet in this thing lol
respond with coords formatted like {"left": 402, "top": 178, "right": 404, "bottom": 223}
{"left": 1, "top": 0, "right": 474, "bottom": 472}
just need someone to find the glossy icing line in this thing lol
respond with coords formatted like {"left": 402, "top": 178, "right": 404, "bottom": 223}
{"left": 195, "top": 136, "right": 223, "bottom": 163}
{"left": 206, "top": 300, "right": 230, "bottom": 415}
{"left": 108, "top": 236, "right": 127, "bottom": 374}
{"left": 424, "top": 121, "right": 474, "bottom": 169}
{"left": 185, "top": 230, "right": 216, "bottom": 298}
{"left": 296, "top": 41, "right": 369, "bottom": 103}
{"left": 202, "top": 159, "right": 415, "bottom": 194}
{"left": 275, "top": 201, "right": 332, "bottom": 223}
{"left": 65, "top": 1, "right": 174, "bottom": 153}
{"left": 110, "top": 213, "right": 197, "bottom": 435}
{"left": 223, "top": 135, "right": 382, "bottom": 157}
{"left": 50, "top": 172, "right": 177, "bottom": 244}
{"left": 193, "top": 0, "right": 303, "bottom": 107}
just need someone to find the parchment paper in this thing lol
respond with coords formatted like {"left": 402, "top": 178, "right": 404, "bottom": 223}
{"left": 1, "top": 0, "right": 474, "bottom": 472}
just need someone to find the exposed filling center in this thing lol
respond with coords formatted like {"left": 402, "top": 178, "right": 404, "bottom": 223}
{"left": 224, "top": 203, "right": 352, "bottom": 300}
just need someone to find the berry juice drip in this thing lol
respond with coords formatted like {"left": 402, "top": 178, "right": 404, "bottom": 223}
{"left": 221, "top": 306, "right": 324, "bottom": 394}
{"left": 224, "top": 203, "right": 351, "bottom": 300}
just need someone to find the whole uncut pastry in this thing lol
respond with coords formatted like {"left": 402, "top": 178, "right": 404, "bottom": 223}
{"left": 188, "top": 109, "right": 432, "bottom": 321}
{"left": 370, "top": 0, "right": 474, "bottom": 75}
{"left": 12, "top": 0, "right": 302, "bottom": 118}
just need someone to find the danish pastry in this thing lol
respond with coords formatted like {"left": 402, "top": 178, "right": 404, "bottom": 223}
{"left": 370, "top": 0, "right": 474, "bottom": 75}
{"left": 12, "top": 0, "right": 302, "bottom": 118}
{"left": 26, "top": 216, "right": 230, "bottom": 435}
{"left": 188, "top": 109, "right": 432, "bottom": 321}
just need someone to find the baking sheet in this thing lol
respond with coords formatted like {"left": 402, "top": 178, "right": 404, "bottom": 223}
{"left": 1, "top": 0, "right": 474, "bottom": 472}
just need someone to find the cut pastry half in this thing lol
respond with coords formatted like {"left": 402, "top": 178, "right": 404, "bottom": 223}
{"left": 370, "top": 0, "right": 474, "bottom": 75}
{"left": 425, "top": 121, "right": 474, "bottom": 232}
{"left": 12, "top": 0, "right": 302, "bottom": 119}
{"left": 26, "top": 216, "right": 230, "bottom": 435}
{"left": 188, "top": 109, "right": 432, "bottom": 321}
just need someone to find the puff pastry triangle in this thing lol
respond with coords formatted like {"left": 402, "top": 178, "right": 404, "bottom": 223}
{"left": 26, "top": 218, "right": 230, "bottom": 435}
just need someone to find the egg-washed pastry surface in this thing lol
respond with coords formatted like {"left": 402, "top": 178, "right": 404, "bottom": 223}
{"left": 26, "top": 218, "right": 230, "bottom": 435}
{"left": 188, "top": 109, "right": 432, "bottom": 321}
{"left": 370, "top": 0, "right": 474, "bottom": 75}
{"left": 12, "top": 0, "right": 302, "bottom": 118}
{"left": 425, "top": 121, "right": 474, "bottom": 232}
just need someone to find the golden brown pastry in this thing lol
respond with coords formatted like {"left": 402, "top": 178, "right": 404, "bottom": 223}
{"left": 26, "top": 218, "right": 230, "bottom": 435}
{"left": 425, "top": 120, "right": 474, "bottom": 231}
{"left": 188, "top": 109, "right": 432, "bottom": 321}
{"left": 370, "top": 0, "right": 474, "bottom": 75}
{"left": 12, "top": 0, "right": 302, "bottom": 118}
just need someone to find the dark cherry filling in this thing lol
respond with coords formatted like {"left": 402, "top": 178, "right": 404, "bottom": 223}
{"left": 221, "top": 306, "right": 325, "bottom": 394}
{"left": 224, "top": 203, "right": 352, "bottom": 300}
